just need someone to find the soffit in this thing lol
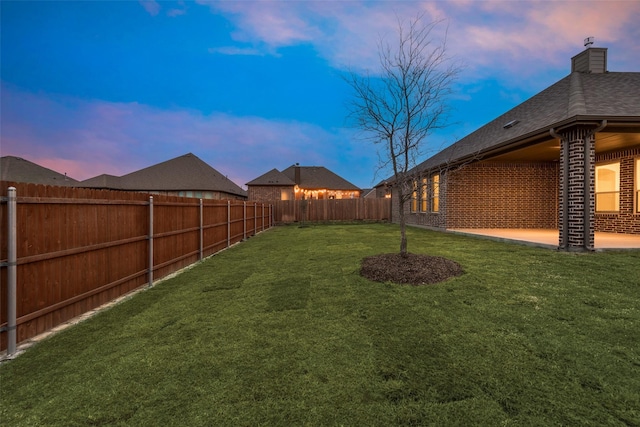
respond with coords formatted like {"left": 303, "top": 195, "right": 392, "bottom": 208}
{"left": 486, "top": 130, "right": 640, "bottom": 162}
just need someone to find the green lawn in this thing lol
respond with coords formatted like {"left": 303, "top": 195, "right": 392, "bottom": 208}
{"left": 1, "top": 223, "right": 639, "bottom": 426}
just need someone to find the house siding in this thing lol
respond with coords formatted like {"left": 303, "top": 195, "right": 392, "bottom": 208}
{"left": 446, "top": 162, "right": 558, "bottom": 229}
{"left": 144, "top": 190, "right": 244, "bottom": 200}
{"left": 594, "top": 148, "right": 640, "bottom": 234}
{"left": 248, "top": 186, "right": 295, "bottom": 202}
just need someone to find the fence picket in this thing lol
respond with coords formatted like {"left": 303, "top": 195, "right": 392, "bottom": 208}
{"left": 273, "top": 198, "right": 391, "bottom": 223}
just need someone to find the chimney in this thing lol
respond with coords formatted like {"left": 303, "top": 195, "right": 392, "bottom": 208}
{"left": 571, "top": 45, "right": 607, "bottom": 74}
{"left": 294, "top": 164, "right": 301, "bottom": 184}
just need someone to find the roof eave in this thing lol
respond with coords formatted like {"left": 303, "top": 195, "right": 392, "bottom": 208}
{"left": 426, "top": 115, "right": 640, "bottom": 173}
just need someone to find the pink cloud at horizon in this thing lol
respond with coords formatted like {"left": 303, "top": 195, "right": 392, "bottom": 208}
{"left": 0, "top": 85, "right": 374, "bottom": 187}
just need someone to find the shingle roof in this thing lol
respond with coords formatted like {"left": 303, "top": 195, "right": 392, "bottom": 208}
{"left": 246, "top": 168, "right": 296, "bottom": 186}
{"left": 80, "top": 153, "right": 246, "bottom": 197}
{"left": 79, "top": 174, "right": 122, "bottom": 189}
{"left": 280, "top": 165, "right": 361, "bottom": 191}
{"left": 418, "top": 71, "right": 640, "bottom": 172}
{"left": 1, "top": 156, "right": 79, "bottom": 186}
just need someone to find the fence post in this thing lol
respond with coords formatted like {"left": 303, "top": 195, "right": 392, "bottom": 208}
{"left": 148, "top": 196, "right": 153, "bottom": 287}
{"left": 6, "top": 187, "right": 17, "bottom": 356}
{"left": 254, "top": 203, "right": 257, "bottom": 235}
{"left": 227, "top": 200, "right": 231, "bottom": 247}
{"left": 199, "top": 199, "right": 203, "bottom": 261}
{"left": 262, "top": 204, "right": 265, "bottom": 231}
{"left": 243, "top": 201, "right": 247, "bottom": 240}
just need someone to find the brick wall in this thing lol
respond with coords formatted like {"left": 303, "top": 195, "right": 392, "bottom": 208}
{"left": 397, "top": 148, "right": 639, "bottom": 235}
{"left": 594, "top": 148, "right": 640, "bottom": 234}
{"left": 247, "top": 186, "right": 294, "bottom": 202}
{"left": 397, "top": 176, "right": 447, "bottom": 229}
{"left": 445, "top": 161, "right": 558, "bottom": 229}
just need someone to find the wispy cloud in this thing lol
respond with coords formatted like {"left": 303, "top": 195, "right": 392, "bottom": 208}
{"left": 196, "top": 0, "right": 640, "bottom": 81}
{"left": 140, "top": 0, "right": 188, "bottom": 18}
{"left": 198, "top": 0, "right": 323, "bottom": 47}
{"left": 208, "top": 46, "right": 267, "bottom": 56}
{"left": 139, "top": 0, "right": 160, "bottom": 17}
{"left": 0, "top": 84, "right": 375, "bottom": 187}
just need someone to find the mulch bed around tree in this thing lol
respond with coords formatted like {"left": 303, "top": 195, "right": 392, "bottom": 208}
{"left": 360, "top": 253, "right": 464, "bottom": 286}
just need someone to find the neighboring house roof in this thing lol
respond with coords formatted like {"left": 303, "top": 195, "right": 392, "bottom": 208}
{"left": 79, "top": 174, "right": 122, "bottom": 189}
{"left": 1, "top": 156, "right": 79, "bottom": 186}
{"left": 361, "top": 188, "right": 376, "bottom": 198}
{"left": 80, "top": 153, "right": 246, "bottom": 197}
{"left": 246, "top": 168, "right": 296, "bottom": 186}
{"left": 418, "top": 70, "right": 640, "bottom": 172}
{"left": 280, "top": 165, "right": 361, "bottom": 191}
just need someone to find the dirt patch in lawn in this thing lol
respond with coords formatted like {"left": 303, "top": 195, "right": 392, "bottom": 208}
{"left": 360, "top": 253, "right": 463, "bottom": 286}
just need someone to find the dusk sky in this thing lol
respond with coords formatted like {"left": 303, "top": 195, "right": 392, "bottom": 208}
{"left": 2, "top": 1, "right": 640, "bottom": 189}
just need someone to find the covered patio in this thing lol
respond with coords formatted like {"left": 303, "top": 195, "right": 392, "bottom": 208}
{"left": 449, "top": 229, "right": 640, "bottom": 250}
{"left": 400, "top": 47, "right": 640, "bottom": 252}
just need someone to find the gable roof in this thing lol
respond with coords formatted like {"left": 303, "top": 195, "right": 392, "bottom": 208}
{"left": 1, "top": 156, "right": 79, "bottom": 186}
{"left": 246, "top": 168, "right": 296, "bottom": 186}
{"left": 79, "top": 174, "right": 122, "bottom": 189}
{"left": 417, "top": 71, "right": 640, "bottom": 173}
{"left": 280, "top": 165, "right": 361, "bottom": 191}
{"left": 80, "top": 153, "right": 246, "bottom": 197}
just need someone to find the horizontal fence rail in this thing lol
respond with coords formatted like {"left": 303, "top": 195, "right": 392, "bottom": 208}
{"left": 0, "top": 182, "right": 272, "bottom": 353}
{"left": 273, "top": 198, "right": 391, "bottom": 224}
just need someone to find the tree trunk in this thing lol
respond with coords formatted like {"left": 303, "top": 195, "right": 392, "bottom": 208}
{"left": 398, "top": 190, "right": 408, "bottom": 256}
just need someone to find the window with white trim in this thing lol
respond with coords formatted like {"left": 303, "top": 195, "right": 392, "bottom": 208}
{"left": 420, "top": 178, "right": 428, "bottom": 212}
{"left": 636, "top": 158, "right": 640, "bottom": 213}
{"left": 411, "top": 180, "right": 418, "bottom": 212}
{"left": 595, "top": 162, "right": 620, "bottom": 212}
{"left": 431, "top": 174, "right": 440, "bottom": 213}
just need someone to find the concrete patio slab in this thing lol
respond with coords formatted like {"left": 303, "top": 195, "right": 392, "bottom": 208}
{"left": 448, "top": 228, "right": 640, "bottom": 250}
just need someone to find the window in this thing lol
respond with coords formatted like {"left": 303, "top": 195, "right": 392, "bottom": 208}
{"left": 411, "top": 180, "right": 418, "bottom": 212}
{"left": 636, "top": 158, "right": 640, "bottom": 213}
{"left": 595, "top": 162, "right": 620, "bottom": 212}
{"left": 431, "top": 174, "right": 440, "bottom": 213}
{"left": 420, "top": 178, "right": 428, "bottom": 212}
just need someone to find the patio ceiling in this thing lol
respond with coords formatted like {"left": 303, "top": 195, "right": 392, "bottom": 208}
{"left": 486, "top": 129, "right": 640, "bottom": 163}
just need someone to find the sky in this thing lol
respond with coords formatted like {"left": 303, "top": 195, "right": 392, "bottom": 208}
{"left": 2, "top": 1, "right": 640, "bottom": 190}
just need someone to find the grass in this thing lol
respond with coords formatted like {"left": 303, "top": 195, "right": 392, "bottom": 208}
{"left": 1, "top": 223, "right": 639, "bottom": 426}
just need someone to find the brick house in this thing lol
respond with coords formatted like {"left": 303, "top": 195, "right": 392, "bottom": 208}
{"left": 393, "top": 47, "right": 640, "bottom": 251}
{"left": 247, "top": 164, "right": 361, "bottom": 202}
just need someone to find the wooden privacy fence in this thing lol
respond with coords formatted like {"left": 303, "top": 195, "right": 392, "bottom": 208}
{"left": 0, "top": 182, "right": 272, "bottom": 353}
{"left": 273, "top": 198, "right": 392, "bottom": 223}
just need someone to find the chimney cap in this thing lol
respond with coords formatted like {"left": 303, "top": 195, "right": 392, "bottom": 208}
{"left": 584, "top": 36, "right": 594, "bottom": 47}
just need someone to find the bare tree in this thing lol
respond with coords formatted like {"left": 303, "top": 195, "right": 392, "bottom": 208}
{"left": 344, "top": 14, "right": 460, "bottom": 256}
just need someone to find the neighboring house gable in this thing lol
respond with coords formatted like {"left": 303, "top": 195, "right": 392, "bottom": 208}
{"left": 246, "top": 169, "right": 296, "bottom": 201}
{"left": 1, "top": 156, "right": 79, "bottom": 186}
{"left": 281, "top": 165, "right": 361, "bottom": 199}
{"left": 369, "top": 180, "right": 392, "bottom": 199}
{"left": 79, "top": 174, "right": 122, "bottom": 189}
{"left": 80, "top": 153, "right": 247, "bottom": 199}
